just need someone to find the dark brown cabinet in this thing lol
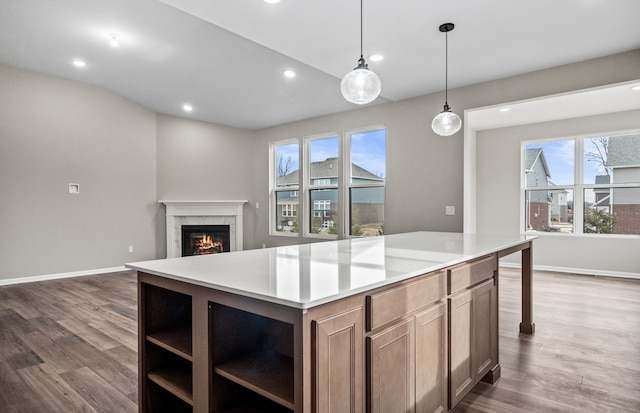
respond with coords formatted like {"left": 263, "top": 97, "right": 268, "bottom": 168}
{"left": 210, "top": 302, "right": 295, "bottom": 413}
{"left": 139, "top": 282, "right": 194, "bottom": 413}
{"left": 137, "top": 252, "right": 503, "bottom": 413}
{"left": 139, "top": 273, "right": 299, "bottom": 413}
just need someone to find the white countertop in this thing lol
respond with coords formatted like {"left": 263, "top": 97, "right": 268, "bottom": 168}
{"left": 126, "top": 231, "right": 533, "bottom": 309}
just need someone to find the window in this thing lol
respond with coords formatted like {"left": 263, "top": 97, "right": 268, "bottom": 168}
{"left": 273, "top": 141, "right": 299, "bottom": 233}
{"left": 314, "top": 200, "right": 331, "bottom": 210}
{"left": 523, "top": 133, "right": 640, "bottom": 235}
{"left": 349, "top": 128, "right": 385, "bottom": 236}
{"left": 282, "top": 204, "right": 297, "bottom": 217}
{"left": 308, "top": 135, "right": 339, "bottom": 236}
{"left": 270, "top": 126, "right": 386, "bottom": 238}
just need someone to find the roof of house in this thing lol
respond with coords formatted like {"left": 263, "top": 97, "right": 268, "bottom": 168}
{"left": 526, "top": 148, "right": 551, "bottom": 178}
{"left": 277, "top": 157, "right": 382, "bottom": 186}
{"left": 607, "top": 134, "right": 640, "bottom": 167}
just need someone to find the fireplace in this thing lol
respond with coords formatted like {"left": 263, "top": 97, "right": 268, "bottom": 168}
{"left": 181, "top": 225, "right": 230, "bottom": 256}
{"left": 161, "top": 200, "right": 247, "bottom": 258}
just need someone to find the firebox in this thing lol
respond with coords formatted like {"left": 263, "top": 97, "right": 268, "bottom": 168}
{"left": 181, "top": 225, "right": 230, "bottom": 256}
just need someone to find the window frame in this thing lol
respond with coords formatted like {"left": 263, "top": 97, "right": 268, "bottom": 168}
{"left": 270, "top": 125, "right": 386, "bottom": 239}
{"left": 521, "top": 131, "right": 640, "bottom": 237}
{"left": 344, "top": 125, "right": 386, "bottom": 237}
{"left": 270, "top": 138, "right": 301, "bottom": 237}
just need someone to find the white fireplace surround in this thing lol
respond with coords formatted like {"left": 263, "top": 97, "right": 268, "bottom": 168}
{"left": 160, "top": 200, "right": 247, "bottom": 258}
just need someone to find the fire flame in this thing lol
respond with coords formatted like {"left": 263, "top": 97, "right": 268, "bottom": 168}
{"left": 195, "top": 235, "right": 224, "bottom": 254}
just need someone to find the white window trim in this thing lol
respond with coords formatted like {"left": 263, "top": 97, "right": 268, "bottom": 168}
{"left": 344, "top": 125, "right": 386, "bottom": 238}
{"left": 304, "top": 133, "right": 340, "bottom": 239}
{"left": 521, "top": 131, "right": 640, "bottom": 237}
{"left": 270, "top": 125, "right": 386, "bottom": 239}
{"left": 270, "top": 139, "right": 300, "bottom": 238}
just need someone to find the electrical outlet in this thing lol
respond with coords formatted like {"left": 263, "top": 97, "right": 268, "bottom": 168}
{"left": 256, "top": 202, "right": 260, "bottom": 209}
{"left": 128, "top": 245, "right": 134, "bottom": 253}
{"left": 445, "top": 206, "right": 455, "bottom": 216}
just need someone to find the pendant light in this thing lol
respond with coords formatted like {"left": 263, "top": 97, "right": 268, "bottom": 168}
{"left": 432, "top": 23, "right": 462, "bottom": 136}
{"left": 340, "top": 0, "right": 381, "bottom": 105}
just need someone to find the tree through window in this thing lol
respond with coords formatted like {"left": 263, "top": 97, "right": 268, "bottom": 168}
{"left": 523, "top": 133, "right": 640, "bottom": 235}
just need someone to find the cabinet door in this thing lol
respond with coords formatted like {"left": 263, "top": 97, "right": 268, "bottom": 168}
{"left": 368, "top": 318, "right": 415, "bottom": 413}
{"left": 473, "top": 278, "right": 498, "bottom": 381}
{"left": 415, "top": 302, "right": 447, "bottom": 413}
{"left": 448, "top": 289, "right": 473, "bottom": 408}
{"left": 313, "top": 306, "right": 364, "bottom": 413}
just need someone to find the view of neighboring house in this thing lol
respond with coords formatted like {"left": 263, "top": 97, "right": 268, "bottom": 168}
{"left": 593, "top": 174, "right": 611, "bottom": 208}
{"left": 525, "top": 148, "right": 570, "bottom": 231}
{"left": 607, "top": 134, "right": 640, "bottom": 234}
{"left": 276, "top": 157, "right": 384, "bottom": 233}
{"left": 526, "top": 134, "right": 640, "bottom": 235}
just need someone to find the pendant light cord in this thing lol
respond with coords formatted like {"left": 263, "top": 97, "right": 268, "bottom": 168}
{"left": 360, "top": 0, "right": 364, "bottom": 59}
{"left": 444, "top": 29, "right": 449, "bottom": 106}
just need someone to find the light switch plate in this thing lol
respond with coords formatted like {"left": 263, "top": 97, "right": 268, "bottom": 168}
{"left": 69, "top": 183, "right": 80, "bottom": 194}
{"left": 445, "top": 205, "right": 455, "bottom": 216}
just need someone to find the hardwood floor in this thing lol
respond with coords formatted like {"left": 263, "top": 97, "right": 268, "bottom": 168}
{"left": 0, "top": 271, "right": 138, "bottom": 413}
{"left": 453, "top": 268, "right": 640, "bottom": 413}
{"left": 0, "top": 268, "right": 639, "bottom": 412}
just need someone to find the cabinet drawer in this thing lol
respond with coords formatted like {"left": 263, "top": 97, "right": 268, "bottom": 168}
{"left": 448, "top": 255, "right": 496, "bottom": 294}
{"left": 366, "top": 270, "right": 446, "bottom": 331}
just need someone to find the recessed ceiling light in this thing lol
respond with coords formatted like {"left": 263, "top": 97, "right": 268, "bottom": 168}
{"left": 631, "top": 85, "right": 640, "bottom": 92}
{"left": 264, "top": 0, "right": 281, "bottom": 4}
{"left": 498, "top": 107, "right": 510, "bottom": 113}
{"left": 183, "top": 104, "right": 193, "bottom": 112}
{"left": 72, "top": 59, "right": 86, "bottom": 68}
{"left": 369, "top": 54, "right": 384, "bottom": 62}
{"left": 284, "top": 70, "right": 296, "bottom": 78}
{"left": 109, "top": 33, "right": 120, "bottom": 48}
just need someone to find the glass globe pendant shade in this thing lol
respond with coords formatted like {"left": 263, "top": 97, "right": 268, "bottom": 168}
{"left": 431, "top": 104, "right": 462, "bottom": 136}
{"left": 340, "top": 59, "right": 381, "bottom": 105}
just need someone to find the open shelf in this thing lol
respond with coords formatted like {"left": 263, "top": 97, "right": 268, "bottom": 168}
{"left": 210, "top": 301, "right": 295, "bottom": 412}
{"left": 215, "top": 350, "right": 294, "bottom": 409}
{"left": 215, "top": 393, "right": 293, "bottom": 413}
{"left": 146, "top": 326, "right": 193, "bottom": 361}
{"left": 141, "top": 281, "right": 193, "bottom": 413}
{"left": 147, "top": 379, "right": 193, "bottom": 413}
{"left": 148, "top": 369, "right": 193, "bottom": 406}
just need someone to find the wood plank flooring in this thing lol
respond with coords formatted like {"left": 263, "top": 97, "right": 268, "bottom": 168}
{"left": 0, "top": 268, "right": 639, "bottom": 412}
{"left": 453, "top": 268, "right": 640, "bottom": 413}
{"left": 0, "top": 271, "right": 138, "bottom": 413}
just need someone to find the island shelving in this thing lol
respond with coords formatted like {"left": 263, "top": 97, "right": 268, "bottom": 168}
{"left": 128, "top": 231, "right": 535, "bottom": 412}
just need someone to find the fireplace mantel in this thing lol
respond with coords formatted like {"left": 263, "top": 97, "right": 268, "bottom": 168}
{"left": 160, "top": 200, "right": 247, "bottom": 258}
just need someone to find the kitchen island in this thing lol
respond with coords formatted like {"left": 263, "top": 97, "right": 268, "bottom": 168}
{"left": 127, "top": 231, "right": 535, "bottom": 413}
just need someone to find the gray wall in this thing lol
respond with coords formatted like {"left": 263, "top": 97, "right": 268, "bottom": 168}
{"left": 1, "top": 49, "right": 639, "bottom": 281}
{"left": 476, "top": 110, "right": 640, "bottom": 276}
{"left": 250, "top": 50, "right": 640, "bottom": 259}
{"left": 250, "top": 99, "right": 465, "bottom": 249}
{"left": 156, "top": 114, "right": 256, "bottom": 249}
{"left": 0, "top": 64, "right": 161, "bottom": 280}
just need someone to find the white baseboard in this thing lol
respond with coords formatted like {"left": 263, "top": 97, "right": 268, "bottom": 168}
{"left": 0, "top": 266, "right": 130, "bottom": 286}
{"left": 499, "top": 262, "right": 640, "bottom": 280}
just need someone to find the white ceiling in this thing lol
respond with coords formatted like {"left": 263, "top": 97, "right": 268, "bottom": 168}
{"left": 468, "top": 81, "right": 640, "bottom": 131}
{"left": 1, "top": 0, "right": 639, "bottom": 130}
